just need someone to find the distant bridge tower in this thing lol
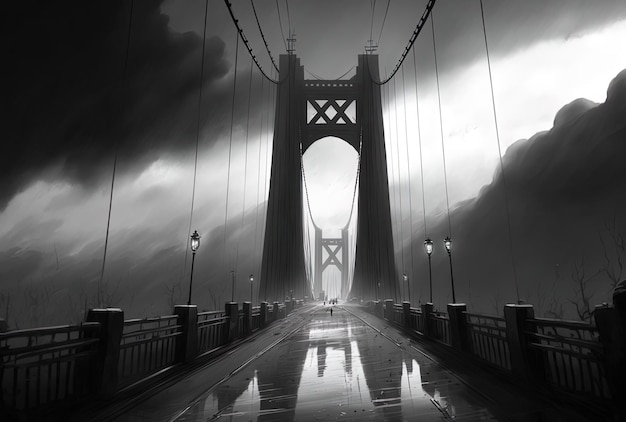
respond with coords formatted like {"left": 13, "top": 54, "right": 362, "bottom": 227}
{"left": 259, "top": 54, "right": 398, "bottom": 302}
{"left": 314, "top": 227, "right": 349, "bottom": 300}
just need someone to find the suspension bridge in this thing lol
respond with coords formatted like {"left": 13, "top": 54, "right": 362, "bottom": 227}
{"left": 1, "top": 0, "right": 625, "bottom": 420}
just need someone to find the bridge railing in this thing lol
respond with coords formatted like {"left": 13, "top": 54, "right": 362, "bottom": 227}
{"left": 526, "top": 317, "right": 609, "bottom": 400}
{"left": 118, "top": 315, "right": 181, "bottom": 388}
{"left": 427, "top": 311, "right": 450, "bottom": 346}
{"left": 0, "top": 299, "right": 303, "bottom": 415}
{"left": 0, "top": 322, "right": 101, "bottom": 411}
{"left": 367, "top": 299, "right": 622, "bottom": 415}
{"left": 465, "top": 312, "right": 511, "bottom": 371}
{"left": 251, "top": 306, "right": 261, "bottom": 333}
{"left": 197, "top": 311, "right": 228, "bottom": 355}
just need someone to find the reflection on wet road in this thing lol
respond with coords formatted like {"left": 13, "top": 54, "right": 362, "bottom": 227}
{"left": 176, "top": 307, "right": 495, "bottom": 421}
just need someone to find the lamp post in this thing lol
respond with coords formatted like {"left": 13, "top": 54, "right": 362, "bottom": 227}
{"left": 249, "top": 274, "right": 254, "bottom": 304}
{"left": 424, "top": 238, "right": 433, "bottom": 303}
{"left": 187, "top": 230, "right": 201, "bottom": 306}
{"left": 231, "top": 270, "right": 235, "bottom": 302}
{"left": 403, "top": 273, "right": 410, "bottom": 303}
{"left": 444, "top": 236, "right": 456, "bottom": 303}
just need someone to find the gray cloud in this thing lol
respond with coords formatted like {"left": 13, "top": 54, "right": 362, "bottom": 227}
{"left": 3, "top": 1, "right": 232, "bottom": 210}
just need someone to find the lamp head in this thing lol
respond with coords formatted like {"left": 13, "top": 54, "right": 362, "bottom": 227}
{"left": 424, "top": 238, "right": 433, "bottom": 256}
{"left": 190, "top": 230, "right": 201, "bottom": 252}
{"left": 444, "top": 236, "right": 452, "bottom": 254}
{"left": 403, "top": 273, "right": 408, "bottom": 282}
{"left": 249, "top": 274, "right": 254, "bottom": 283}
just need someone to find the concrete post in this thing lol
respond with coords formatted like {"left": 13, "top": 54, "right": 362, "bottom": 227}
{"left": 243, "top": 302, "right": 252, "bottom": 336}
{"left": 374, "top": 300, "right": 383, "bottom": 319}
{"left": 594, "top": 304, "right": 626, "bottom": 414}
{"left": 260, "top": 302, "right": 268, "bottom": 327}
{"left": 85, "top": 308, "right": 124, "bottom": 397}
{"left": 384, "top": 299, "right": 394, "bottom": 321}
{"left": 224, "top": 302, "right": 239, "bottom": 343}
{"left": 504, "top": 304, "right": 543, "bottom": 382}
{"left": 403, "top": 302, "right": 412, "bottom": 330}
{"left": 421, "top": 303, "right": 434, "bottom": 337}
{"left": 273, "top": 302, "right": 280, "bottom": 321}
{"left": 447, "top": 303, "right": 469, "bottom": 352}
{"left": 174, "top": 305, "right": 198, "bottom": 362}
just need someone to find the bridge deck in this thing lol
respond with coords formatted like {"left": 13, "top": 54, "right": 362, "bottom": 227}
{"left": 83, "top": 304, "right": 593, "bottom": 422}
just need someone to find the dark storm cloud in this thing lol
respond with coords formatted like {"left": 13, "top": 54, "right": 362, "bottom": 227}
{"left": 2, "top": 0, "right": 231, "bottom": 211}
{"left": 410, "top": 69, "right": 626, "bottom": 311}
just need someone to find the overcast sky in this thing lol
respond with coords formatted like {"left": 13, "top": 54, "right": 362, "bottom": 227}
{"left": 2, "top": 0, "right": 626, "bottom": 324}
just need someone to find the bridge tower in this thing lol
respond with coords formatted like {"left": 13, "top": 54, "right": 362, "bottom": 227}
{"left": 259, "top": 54, "right": 398, "bottom": 302}
{"left": 314, "top": 227, "right": 349, "bottom": 300}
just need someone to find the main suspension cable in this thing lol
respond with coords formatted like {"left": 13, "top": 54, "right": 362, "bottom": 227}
{"left": 480, "top": 0, "right": 521, "bottom": 302}
{"left": 224, "top": 0, "right": 278, "bottom": 84}
{"left": 373, "top": 0, "right": 437, "bottom": 85}
{"left": 250, "top": 0, "right": 279, "bottom": 72}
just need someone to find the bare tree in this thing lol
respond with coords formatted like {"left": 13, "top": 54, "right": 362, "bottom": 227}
{"left": 207, "top": 286, "right": 223, "bottom": 312}
{"left": 598, "top": 215, "right": 625, "bottom": 291}
{"left": 569, "top": 258, "right": 601, "bottom": 322}
{"left": 164, "top": 281, "right": 182, "bottom": 310}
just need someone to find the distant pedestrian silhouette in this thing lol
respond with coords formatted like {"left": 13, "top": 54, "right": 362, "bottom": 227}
{"left": 330, "top": 308, "right": 333, "bottom": 317}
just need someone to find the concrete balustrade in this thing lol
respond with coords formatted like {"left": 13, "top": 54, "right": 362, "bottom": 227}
{"left": 79, "top": 300, "right": 296, "bottom": 400}
{"left": 370, "top": 298, "right": 625, "bottom": 413}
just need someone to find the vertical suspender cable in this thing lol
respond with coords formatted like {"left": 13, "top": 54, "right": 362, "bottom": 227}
{"left": 480, "top": 0, "right": 520, "bottom": 302}
{"left": 392, "top": 77, "right": 405, "bottom": 277}
{"left": 384, "top": 82, "right": 397, "bottom": 285}
{"left": 224, "top": 34, "right": 240, "bottom": 282}
{"left": 235, "top": 57, "right": 255, "bottom": 276}
{"left": 431, "top": 12, "right": 453, "bottom": 238}
{"left": 412, "top": 47, "right": 427, "bottom": 240}
{"left": 254, "top": 74, "right": 265, "bottom": 279}
{"left": 275, "top": 0, "right": 289, "bottom": 51}
{"left": 401, "top": 63, "right": 415, "bottom": 288}
{"left": 182, "top": 0, "right": 210, "bottom": 286}
{"left": 99, "top": 0, "right": 134, "bottom": 307}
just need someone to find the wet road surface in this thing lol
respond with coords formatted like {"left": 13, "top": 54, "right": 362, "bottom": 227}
{"left": 171, "top": 306, "right": 496, "bottom": 421}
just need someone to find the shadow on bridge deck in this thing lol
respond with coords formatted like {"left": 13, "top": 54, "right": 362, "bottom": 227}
{"left": 85, "top": 304, "right": 595, "bottom": 422}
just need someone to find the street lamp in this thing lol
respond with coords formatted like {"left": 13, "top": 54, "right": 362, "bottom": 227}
{"left": 249, "top": 274, "right": 254, "bottom": 304}
{"left": 424, "top": 238, "right": 433, "bottom": 303}
{"left": 187, "top": 230, "right": 201, "bottom": 305}
{"left": 403, "top": 273, "right": 410, "bottom": 303}
{"left": 231, "top": 270, "right": 235, "bottom": 302}
{"left": 444, "top": 236, "right": 456, "bottom": 303}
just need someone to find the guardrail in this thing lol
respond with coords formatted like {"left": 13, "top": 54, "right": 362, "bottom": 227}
{"left": 0, "top": 299, "right": 304, "bottom": 416}
{"left": 365, "top": 299, "right": 621, "bottom": 417}
{"left": 0, "top": 323, "right": 101, "bottom": 411}
{"left": 465, "top": 312, "right": 510, "bottom": 371}
{"left": 118, "top": 315, "right": 181, "bottom": 388}
{"left": 427, "top": 311, "right": 450, "bottom": 346}
{"left": 197, "top": 311, "right": 228, "bottom": 355}
{"left": 527, "top": 317, "right": 609, "bottom": 400}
